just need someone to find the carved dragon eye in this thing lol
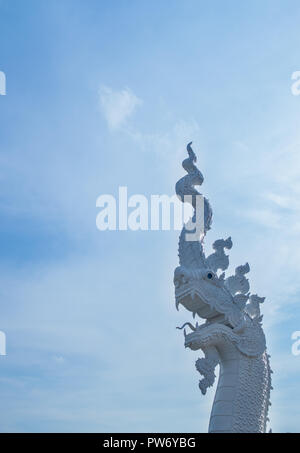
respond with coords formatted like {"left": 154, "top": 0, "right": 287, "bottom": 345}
{"left": 207, "top": 272, "right": 213, "bottom": 279}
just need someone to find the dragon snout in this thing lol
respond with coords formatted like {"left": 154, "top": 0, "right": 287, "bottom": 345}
{"left": 174, "top": 267, "right": 191, "bottom": 287}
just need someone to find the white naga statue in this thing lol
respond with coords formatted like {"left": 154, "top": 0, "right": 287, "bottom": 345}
{"left": 174, "top": 143, "right": 272, "bottom": 433}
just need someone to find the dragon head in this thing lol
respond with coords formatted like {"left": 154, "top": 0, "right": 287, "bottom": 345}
{"left": 174, "top": 263, "right": 248, "bottom": 334}
{"left": 174, "top": 258, "right": 267, "bottom": 358}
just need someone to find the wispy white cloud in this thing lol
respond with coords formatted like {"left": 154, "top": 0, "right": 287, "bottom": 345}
{"left": 239, "top": 140, "right": 300, "bottom": 235}
{"left": 126, "top": 119, "right": 201, "bottom": 154}
{"left": 243, "top": 208, "right": 281, "bottom": 229}
{"left": 98, "top": 84, "right": 202, "bottom": 167}
{"left": 99, "top": 86, "right": 142, "bottom": 130}
{"left": 264, "top": 192, "right": 293, "bottom": 209}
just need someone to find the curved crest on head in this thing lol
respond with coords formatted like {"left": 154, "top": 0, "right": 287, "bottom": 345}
{"left": 206, "top": 237, "right": 233, "bottom": 272}
{"left": 245, "top": 294, "right": 266, "bottom": 319}
{"left": 225, "top": 262, "right": 250, "bottom": 296}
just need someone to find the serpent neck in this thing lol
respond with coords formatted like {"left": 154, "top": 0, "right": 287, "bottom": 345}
{"left": 208, "top": 341, "right": 239, "bottom": 433}
{"left": 208, "top": 342, "right": 270, "bottom": 433}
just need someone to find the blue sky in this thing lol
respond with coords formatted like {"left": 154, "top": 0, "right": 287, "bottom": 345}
{"left": 1, "top": 0, "right": 300, "bottom": 432}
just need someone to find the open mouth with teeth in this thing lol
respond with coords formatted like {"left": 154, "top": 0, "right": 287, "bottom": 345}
{"left": 174, "top": 266, "right": 246, "bottom": 342}
{"left": 176, "top": 317, "right": 234, "bottom": 351}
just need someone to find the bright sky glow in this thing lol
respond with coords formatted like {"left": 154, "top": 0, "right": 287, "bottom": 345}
{"left": 1, "top": 0, "right": 300, "bottom": 432}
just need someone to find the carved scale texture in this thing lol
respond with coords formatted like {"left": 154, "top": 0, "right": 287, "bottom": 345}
{"left": 189, "top": 325, "right": 271, "bottom": 432}
{"left": 232, "top": 352, "right": 272, "bottom": 433}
